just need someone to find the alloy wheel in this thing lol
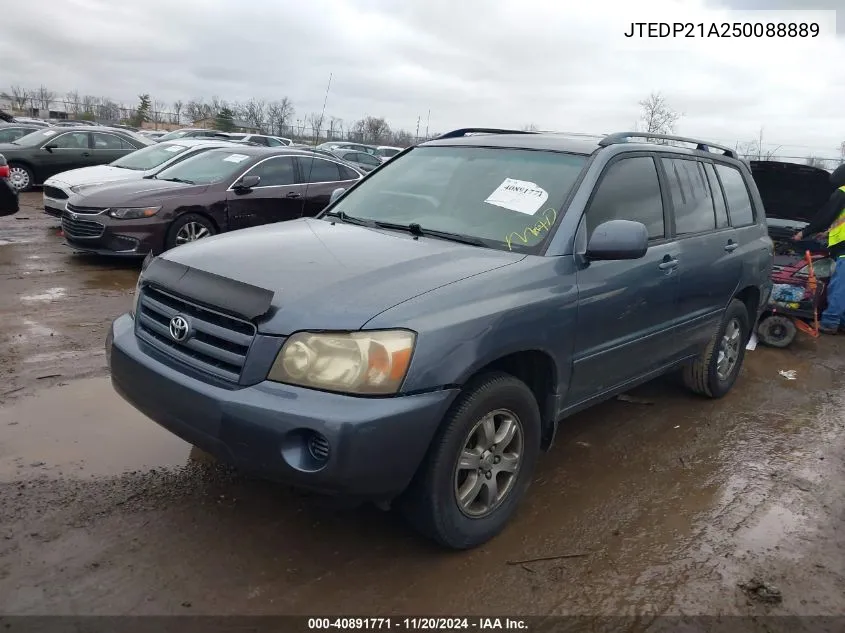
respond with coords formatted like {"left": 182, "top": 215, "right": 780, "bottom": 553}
{"left": 717, "top": 318, "right": 742, "bottom": 381}
{"left": 175, "top": 222, "right": 211, "bottom": 245}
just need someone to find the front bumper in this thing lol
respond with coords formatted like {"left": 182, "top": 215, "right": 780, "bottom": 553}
{"left": 107, "top": 314, "right": 458, "bottom": 498}
{"left": 62, "top": 210, "right": 160, "bottom": 256}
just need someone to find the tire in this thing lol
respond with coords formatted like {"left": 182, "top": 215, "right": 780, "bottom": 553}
{"left": 399, "top": 371, "right": 541, "bottom": 549}
{"left": 164, "top": 213, "right": 216, "bottom": 251}
{"left": 8, "top": 163, "right": 34, "bottom": 192}
{"left": 757, "top": 314, "right": 796, "bottom": 348}
{"left": 683, "top": 299, "right": 750, "bottom": 398}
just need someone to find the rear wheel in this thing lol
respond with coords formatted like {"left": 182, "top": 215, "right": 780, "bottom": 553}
{"left": 8, "top": 163, "right": 33, "bottom": 192}
{"left": 757, "top": 314, "right": 796, "bottom": 348}
{"left": 399, "top": 372, "right": 541, "bottom": 549}
{"left": 683, "top": 299, "right": 750, "bottom": 398}
{"left": 164, "top": 213, "right": 216, "bottom": 251}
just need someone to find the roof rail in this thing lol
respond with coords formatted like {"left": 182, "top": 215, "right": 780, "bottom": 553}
{"left": 435, "top": 127, "right": 538, "bottom": 140}
{"left": 598, "top": 132, "right": 738, "bottom": 160}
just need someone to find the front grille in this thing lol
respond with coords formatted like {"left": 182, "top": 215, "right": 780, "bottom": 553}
{"left": 43, "top": 185, "right": 68, "bottom": 200}
{"left": 62, "top": 212, "right": 104, "bottom": 238}
{"left": 136, "top": 286, "right": 256, "bottom": 383}
{"left": 66, "top": 203, "right": 105, "bottom": 215}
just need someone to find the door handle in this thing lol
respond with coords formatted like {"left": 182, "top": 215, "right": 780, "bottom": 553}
{"left": 724, "top": 241, "right": 739, "bottom": 252}
{"left": 81, "top": 152, "right": 91, "bottom": 157}
{"left": 285, "top": 192, "right": 301, "bottom": 199}
{"left": 659, "top": 257, "right": 679, "bottom": 270}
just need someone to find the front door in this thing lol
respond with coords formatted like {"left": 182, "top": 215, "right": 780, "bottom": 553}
{"left": 226, "top": 156, "right": 303, "bottom": 230}
{"left": 660, "top": 157, "right": 742, "bottom": 354}
{"left": 37, "top": 131, "right": 92, "bottom": 181}
{"left": 568, "top": 155, "right": 681, "bottom": 405}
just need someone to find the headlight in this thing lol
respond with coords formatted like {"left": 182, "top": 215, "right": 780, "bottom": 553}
{"left": 267, "top": 330, "right": 416, "bottom": 395}
{"left": 108, "top": 206, "right": 161, "bottom": 219}
{"left": 70, "top": 182, "right": 105, "bottom": 194}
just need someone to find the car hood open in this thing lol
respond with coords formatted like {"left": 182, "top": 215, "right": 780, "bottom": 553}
{"left": 750, "top": 160, "right": 834, "bottom": 224}
{"left": 46, "top": 165, "right": 143, "bottom": 189}
{"left": 158, "top": 217, "right": 525, "bottom": 334}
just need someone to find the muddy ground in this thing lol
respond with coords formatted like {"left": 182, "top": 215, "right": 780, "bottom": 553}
{"left": 1, "top": 193, "right": 844, "bottom": 625}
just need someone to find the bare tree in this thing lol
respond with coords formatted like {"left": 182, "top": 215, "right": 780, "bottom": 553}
{"left": 2, "top": 85, "right": 30, "bottom": 111}
{"left": 266, "top": 98, "right": 295, "bottom": 136}
{"left": 36, "top": 85, "right": 56, "bottom": 114}
{"left": 81, "top": 95, "right": 99, "bottom": 119}
{"left": 353, "top": 116, "right": 391, "bottom": 144}
{"left": 172, "top": 100, "right": 183, "bottom": 125}
{"left": 306, "top": 112, "right": 325, "bottom": 140}
{"left": 97, "top": 98, "right": 120, "bottom": 123}
{"left": 840, "top": 141, "right": 845, "bottom": 163}
{"left": 185, "top": 99, "right": 206, "bottom": 123}
{"left": 392, "top": 129, "right": 413, "bottom": 147}
{"left": 209, "top": 95, "right": 224, "bottom": 117}
{"left": 521, "top": 123, "right": 539, "bottom": 132}
{"left": 638, "top": 92, "right": 681, "bottom": 135}
{"left": 152, "top": 100, "right": 167, "bottom": 127}
{"left": 240, "top": 98, "right": 266, "bottom": 132}
{"left": 327, "top": 116, "right": 343, "bottom": 141}
{"left": 65, "top": 90, "right": 81, "bottom": 116}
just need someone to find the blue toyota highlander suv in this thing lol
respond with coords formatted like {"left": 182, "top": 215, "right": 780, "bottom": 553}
{"left": 107, "top": 129, "right": 773, "bottom": 549}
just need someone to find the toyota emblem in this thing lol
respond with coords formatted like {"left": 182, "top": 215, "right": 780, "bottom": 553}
{"left": 70, "top": 212, "right": 78, "bottom": 220}
{"left": 168, "top": 315, "right": 190, "bottom": 342}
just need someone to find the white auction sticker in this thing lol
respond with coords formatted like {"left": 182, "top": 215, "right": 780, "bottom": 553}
{"left": 484, "top": 178, "right": 549, "bottom": 215}
{"left": 223, "top": 153, "right": 249, "bottom": 163}
{"left": 163, "top": 145, "right": 183, "bottom": 152}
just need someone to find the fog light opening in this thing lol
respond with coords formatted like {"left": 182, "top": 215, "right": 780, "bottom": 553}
{"left": 307, "top": 432, "right": 330, "bottom": 462}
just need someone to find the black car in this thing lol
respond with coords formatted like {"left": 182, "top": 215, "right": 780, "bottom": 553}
{"left": 0, "top": 154, "right": 19, "bottom": 216}
{"left": 0, "top": 124, "right": 44, "bottom": 144}
{"left": 62, "top": 147, "right": 364, "bottom": 256}
{"left": 0, "top": 126, "right": 152, "bottom": 192}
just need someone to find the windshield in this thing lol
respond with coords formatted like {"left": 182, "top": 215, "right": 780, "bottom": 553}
{"left": 154, "top": 149, "right": 252, "bottom": 185}
{"left": 111, "top": 143, "right": 190, "bottom": 170}
{"left": 156, "top": 130, "right": 191, "bottom": 142}
{"left": 326, "top": 146, "right": 587, "bottom": 253}
{"left": 12, "top": 128, "right": 66, "bottom": 146}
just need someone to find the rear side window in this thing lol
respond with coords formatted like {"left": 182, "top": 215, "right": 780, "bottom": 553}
{"left": 587, "top": 156, "right": 664, "bottom": 240}
{"left": 715, "top": 164, "right": 755, "bottom": 227}
{"left": 297, "top": 157, "right": 341, "bottom": 183}
{"left": 661, "top": 158, "right": 716, "bottom": 235}
{"left": 703, "top": 163, "right": 729, "bottom": 228}
{"left": 337, "top": 164, "right": 360, "bottom": 180}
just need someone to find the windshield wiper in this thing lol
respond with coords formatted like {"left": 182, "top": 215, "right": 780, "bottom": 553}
{"left": 157, "top": 177, "right": 195, "bottom": 184}
{"left": 373, "top": 221, "right": 487, "bottom": 247}
{"left": 323, "top": 210, "right": 374, "bottom": 227}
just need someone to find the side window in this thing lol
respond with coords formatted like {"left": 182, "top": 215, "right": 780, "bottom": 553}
{"left": 296, "top": 157, "right": 341, "bottom": 183}
{"left": 266, "top": 137, "right": 284, "bottom": 147}
{"left": 49, "top": 132, "right": 89, "bottom": 149}
{"left": 337, "top": 164, "right": 360, "bottom": 180}
{"left": 119, "top": 137, "right": 137, "bottom": 150}
{"left": 703, "top": 163, "right": 729, "bottom": 228}
{"left": 251, "top": 136, "right": 270, "bottom": 146}
{"left": 661, "top": 158, "right": 716, "bottom": 235}
{"left": 245, "top": 157, "right": 295, "bottom": 187}
{"left": 92, "top": 133, "right": 125, "bottom": 150}
{"left": 359, "top": 153, "right": 381, "bottom": 166}
{"left": 586, "top": 156, "right": 665, "bottom": 240}
{"left": 715, "top": 164, "right": 755, "bottom": 227}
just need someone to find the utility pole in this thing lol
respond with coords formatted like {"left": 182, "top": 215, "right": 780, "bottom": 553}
{"left": 425, "top": 109, "right": 430, "bottom": 139}
{"left": 416, "top": 115, "right": 421, "bottom": 141}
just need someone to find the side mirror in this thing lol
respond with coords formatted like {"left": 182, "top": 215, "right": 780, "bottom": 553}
{"left": 43, "top": 144, "right": 57, "bottom": 152}
{"left": 586, "top": 219, "right": 649, "bottom": 261}
{"left": 329, "top": 187, "right": 346, "bottom": 204}
{"left": 234, "top": 175, "right": 260, "bottom": 191}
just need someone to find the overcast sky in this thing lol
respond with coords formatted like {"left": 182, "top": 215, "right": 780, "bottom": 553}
{"left": 2, "top": 0, "right": 843, "bottom": 157}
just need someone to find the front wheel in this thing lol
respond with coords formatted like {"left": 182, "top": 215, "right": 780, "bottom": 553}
{"left": 164, "top": 213, "right": 216, "bottom": 251}
{"left": 683, "top": 298, "right": 750, "bottom": 398}
{"left": 8, "top": 163, "right": 34, "bottom": 192}
{"left": 399, "top": 372, "right": 541, "bottom": 549}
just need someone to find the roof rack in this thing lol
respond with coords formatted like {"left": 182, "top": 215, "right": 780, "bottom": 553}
{"left": 598, "top": 132, "right": 738, "bottom": 160}
{"left": 435, "top": 127, "right": 538, "bottom": 140}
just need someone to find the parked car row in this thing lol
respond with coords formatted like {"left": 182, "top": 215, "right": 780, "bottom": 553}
{"left": 0, "top": 153, "right": 19, "bottom": 216}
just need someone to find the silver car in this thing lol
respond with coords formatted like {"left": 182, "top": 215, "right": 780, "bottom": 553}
{"left": 42, "top": 139, "right": 239, "bottom": 217}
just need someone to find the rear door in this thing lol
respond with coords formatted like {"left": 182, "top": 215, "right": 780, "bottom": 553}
{"left": 660, "top": 156, "right": 742, "bottom": 354}
{"left": 568, "top": 154, "right": 682, "bottom": 405}
{"left": 226, "top": 156, "right": 302, "bottom": 230}
{"left": 91, "top": 132, "right": 131, "bottom": 166}
{"left": 293, "top": 156, "right": 361, "bottom": 216}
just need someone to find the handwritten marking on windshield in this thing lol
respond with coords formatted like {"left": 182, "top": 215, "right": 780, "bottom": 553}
{"left": 505, "top": 208, "right": 557, "bottom": 251}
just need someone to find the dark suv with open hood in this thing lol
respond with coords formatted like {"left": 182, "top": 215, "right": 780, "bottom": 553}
{"left": 108, "top": 129, "right": 773, "bottom": 549}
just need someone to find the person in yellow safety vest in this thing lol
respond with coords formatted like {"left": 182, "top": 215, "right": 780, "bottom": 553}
{"left": 793, "top": 163, "right": 845, "bottom": 334}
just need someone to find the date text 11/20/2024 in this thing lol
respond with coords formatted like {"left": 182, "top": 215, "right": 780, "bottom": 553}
{"left": 308, "top": 618, "right": 528, "bottom": 630}
{"left": 624, "top": 21, "right": 820, "bottom": 38}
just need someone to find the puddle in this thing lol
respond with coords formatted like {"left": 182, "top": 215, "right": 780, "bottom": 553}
{"left": 20, "top": 287, "right": 66, "bottom": 303}
{"left": 0, "top": 376, "right": 192, "bottom": 482}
